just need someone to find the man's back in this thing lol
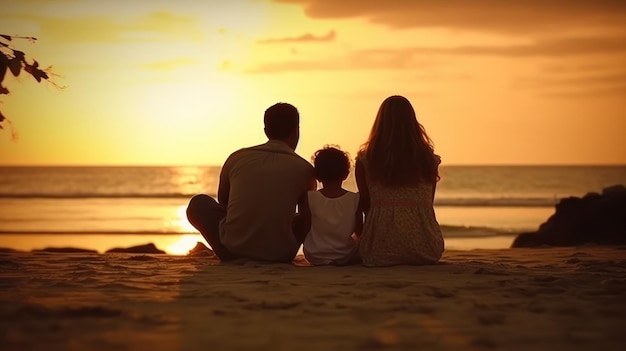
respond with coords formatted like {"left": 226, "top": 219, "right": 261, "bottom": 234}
{"left": 219, "top": 140, "right": 314, "bottom": 261}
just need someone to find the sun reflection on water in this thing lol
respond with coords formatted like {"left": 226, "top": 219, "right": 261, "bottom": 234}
{"left": 169, "top": 166, "right": 218, "bottom": 197}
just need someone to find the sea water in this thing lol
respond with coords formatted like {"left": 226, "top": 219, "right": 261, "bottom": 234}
{"left": 0, "top": 165, "right": 624, "bottom": 254}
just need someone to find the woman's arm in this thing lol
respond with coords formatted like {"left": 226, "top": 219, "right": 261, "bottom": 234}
{"left": 355, "top": 158, "right": 370, "bottom": 214}
{"left": 353, "top": 201, "right": 364, "bottom": 238}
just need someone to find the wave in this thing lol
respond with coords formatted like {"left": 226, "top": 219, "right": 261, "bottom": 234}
{"left": 435, "top": 197, "right": 559, "bottom": 207}
{"left": 0, "top": 230, "right": 199, "bottom": 235}
{"left": 0, "top": 193, "right": 198, "bottom": 200}
{"left": 0, "top": 192, "right": 561, "bottom": 207}
{"left": 0, "top": 225, "right": 523, "bottom": 238}
{"left": 439, "top": 225, "right": 524, "bottom": 237}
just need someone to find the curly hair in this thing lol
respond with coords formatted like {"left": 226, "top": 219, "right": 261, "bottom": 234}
{"left": 311, "top": 145, "right": 352, "bottom": 183}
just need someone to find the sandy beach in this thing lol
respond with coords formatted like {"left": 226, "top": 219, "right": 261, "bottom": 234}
{"left": 1, "top": 245, "right": 625, "bottom": 351}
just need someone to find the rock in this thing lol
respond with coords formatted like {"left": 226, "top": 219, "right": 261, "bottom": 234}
{"left": 33, "top": 247, "right": 98, "bottom": 254}
{"left": 512, "top": 184, "right": 626, "bottom": 248}
{"left": 105, "top": 243, "right": 165, "bottom": 254}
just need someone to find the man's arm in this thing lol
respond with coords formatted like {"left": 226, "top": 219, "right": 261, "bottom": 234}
{"left": 294, "top": 170, "right": 316, "bottom": 239}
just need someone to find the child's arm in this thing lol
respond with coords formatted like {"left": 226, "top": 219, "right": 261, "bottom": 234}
{"left": 296, "top": 191, "right": 312, "bottom": 241}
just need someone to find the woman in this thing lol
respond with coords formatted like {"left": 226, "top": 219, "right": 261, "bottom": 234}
{"left": 355, "top": 95, "right": 444, "bottom": 266}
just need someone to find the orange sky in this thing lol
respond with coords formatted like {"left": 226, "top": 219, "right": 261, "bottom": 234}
{"left": 1, "top": 0, "right": 625, "bottom": 166}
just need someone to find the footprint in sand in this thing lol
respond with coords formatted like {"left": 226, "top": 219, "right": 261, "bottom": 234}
{"left": 473, "top": 268, "right": 508, "bottom": 276}
{"left": 243, "top": 300, "right": 300, "bottom": 310}
{"left": 470, "top": 336, "right": 497, "bottom": 349}
{"left": 425, "top": 287, "right": 455, "bottom": 298}
{"left": 532, "top": 275, "right": 559, "bottom": 283}
{"left": 601, "top": 278, "right": 626, "bottom": 294}
{"left": 477, "top": 312, "right": 506, "bottom": 326}
{"left": 369, "top": 280, "right": 413, "bottom": 289}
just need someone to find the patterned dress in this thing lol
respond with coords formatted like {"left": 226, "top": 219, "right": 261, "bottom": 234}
{"left": 358, "top": 158, "right": 445, "bottom": 267}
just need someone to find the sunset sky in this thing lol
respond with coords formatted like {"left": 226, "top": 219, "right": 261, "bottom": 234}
{"left": 1, "top": 0, "right": 625, "bottom": 166}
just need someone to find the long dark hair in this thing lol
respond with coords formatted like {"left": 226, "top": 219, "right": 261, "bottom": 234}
{"left": 360, "top": 95, "right": 439, "bottom": 186}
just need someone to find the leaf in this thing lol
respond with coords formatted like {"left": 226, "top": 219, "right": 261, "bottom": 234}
{"left": 8, "top": 58, "right": 21, "bottom": 77}
{"left": 24, "top": 62, "right": 48, "bottom": 82}
{"left": 0, "top": 56, "right": 7, "bottom": 82}
{"left": 13, "top": 50, "right": 25, "bottom": 61}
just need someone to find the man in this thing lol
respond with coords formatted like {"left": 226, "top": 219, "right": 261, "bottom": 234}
{"left": 186, "top": 102, "right": 315, "bottom": 262}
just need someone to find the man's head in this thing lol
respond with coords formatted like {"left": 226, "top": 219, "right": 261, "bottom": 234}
{"left": 264, "top": 102, "right": 300, "bottom": 150}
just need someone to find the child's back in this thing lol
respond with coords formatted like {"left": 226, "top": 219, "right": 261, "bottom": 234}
{"left": 304, "top": 190, "right": 359, "bottom": 265}
{"left": 302, "top": 145, "right": 362, "bottom": 266}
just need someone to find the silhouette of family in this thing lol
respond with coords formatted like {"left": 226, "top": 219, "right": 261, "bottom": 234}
{"left": 186, "top": 95, "right": 444, "bottom": 267}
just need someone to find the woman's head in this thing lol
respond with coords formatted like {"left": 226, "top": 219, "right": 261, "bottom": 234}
{"left": 361, "top": 95, "right": 439, "bottom": 185}
{"left": 311, "top": 145, "right": 352, "bottom": 183}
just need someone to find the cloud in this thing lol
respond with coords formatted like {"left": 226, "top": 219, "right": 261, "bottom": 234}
{"left": 521, "top": 72, "right": 626, "bottom": 88}
{"left": 130, "top": 11, "right": 204, "bottom": 41}
{"left": 515, "top": 64, "right": 626, "bottom": 98}
{"left": 246, "top": 48, "right": 437, "bottom": 73}
{"left": 141, "top": 57, "right": 199, "bottom": 72}
{"left": 538, "top": 84, "right": 626, "bottom": 99}
{"left": 275, "top": 0, "right": 626, "bottom": 34}
{"left": 257, "top": 30, "right": 336, "bottom": 43}
{"left": 247, "top": 35, "right": 626, "bottom": 73}
{"left": 1, "top": 11, "right": 203, "bottom": 44}
{"left": 379, "top": 35, "right": 626, "bottom": 57}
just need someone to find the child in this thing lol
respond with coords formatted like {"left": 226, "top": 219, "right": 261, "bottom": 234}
{"left": 303, "top": 145, "right": 363, "bottom": 266}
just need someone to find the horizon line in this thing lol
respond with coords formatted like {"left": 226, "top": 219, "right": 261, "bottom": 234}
{"left": 1, "top": 163, "right": 626, "bottom": 167}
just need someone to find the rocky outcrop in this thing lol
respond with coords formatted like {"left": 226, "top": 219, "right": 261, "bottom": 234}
{"left": 105, "top": 243, "right": 165, "bottom": 254}
{"left": 33, "top": 247, "right": 98, "bottom": 254}
{"left": 512, "top": 184, "right": 626, "bottom": 247}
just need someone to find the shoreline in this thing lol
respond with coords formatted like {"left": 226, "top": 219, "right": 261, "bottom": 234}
{"left": 0, "top": 232, "right": 520, "bottom": 255}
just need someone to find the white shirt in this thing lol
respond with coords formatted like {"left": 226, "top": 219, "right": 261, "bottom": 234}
{"left": 303, "top": 190, "right": 360, "bottom": 265}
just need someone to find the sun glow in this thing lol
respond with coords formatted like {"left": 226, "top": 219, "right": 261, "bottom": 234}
{"left": 165, "top": 234, "right": 205, "bottom": 255}
{"left": 174, "top": 205, "right": 197, "bottom": 233}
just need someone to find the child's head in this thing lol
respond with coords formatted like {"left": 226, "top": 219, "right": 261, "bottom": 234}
{"left": 311, "top": 145, "right": 352, "bottom": 183}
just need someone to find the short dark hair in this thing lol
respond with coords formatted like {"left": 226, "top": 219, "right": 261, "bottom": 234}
{"left": 312, "top": 145, "right": 351, "bottom": 182}
{"left": 264, "top": 103, "right": 299, "bottom": 140}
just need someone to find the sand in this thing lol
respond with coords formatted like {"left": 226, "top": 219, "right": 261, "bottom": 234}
{"left": 1, "top": 245, "right": 625, "bottom": 351}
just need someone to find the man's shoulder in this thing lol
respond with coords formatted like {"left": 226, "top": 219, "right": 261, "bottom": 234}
{"left": 223, "top": 143, "right": 312, "bottom": 171}
{"left": 223, "top": 144, "right": 262, "bottom": 162}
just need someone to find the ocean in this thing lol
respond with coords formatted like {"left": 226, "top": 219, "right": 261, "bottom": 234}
{"left": 0, "top": 165, "right": 624, "bottom": 254}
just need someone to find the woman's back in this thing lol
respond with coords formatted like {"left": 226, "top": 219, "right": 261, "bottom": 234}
{"left": 356, "top": 95, "right": 444, "bottom": 266}
{"left": 358, "top": 158, "right": 444, "bottom": 266}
